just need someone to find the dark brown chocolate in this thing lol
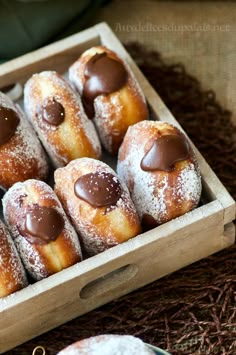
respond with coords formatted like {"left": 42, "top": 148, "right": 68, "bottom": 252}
{"left": 82, "top": 52, "right": 128, "bottom": 118}
{"left": 42, "top": 97, "right": 65, "bottom": 126}
{"left": 141, "top": 134, "right": 190, "bottom": 172}
{"left": 0, "top": 83, "right": 15, "bottom": 93}
{"left": 142, "top": 213, "right": 158, "bottom": 231}
{"left": 23, "top": 205, "right": 65, "bottom": 245}
{"left": 74, "top": 172, "right": 122, "bottom": 207}
{"left": 0, "top": 106, "right": 19, "bottom": 146}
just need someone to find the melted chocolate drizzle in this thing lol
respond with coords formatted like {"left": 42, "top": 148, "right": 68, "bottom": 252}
{"left": 41, "top": 97, "right": 65, "bottom": 126}
{"left": 23, "top": 205, "right": 65, "bottom": 245}
{"left": 0, "top": 106, "right": 19, "bottom": 146}
{"left": 82, "top": 52, "right": 128, "bottom": 118}
{"left": 74, "top": 172, "right": 122, "bottom": 208}
{"left": 141, "top": 134, "right": 190, "bottom": 172}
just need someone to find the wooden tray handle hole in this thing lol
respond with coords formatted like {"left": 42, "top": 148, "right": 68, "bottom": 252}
{"left": 80, "top": 263, "right": 138, "bottom": 299}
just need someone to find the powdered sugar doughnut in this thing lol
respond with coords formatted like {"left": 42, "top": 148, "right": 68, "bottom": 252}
{"left": 54, "top": 158, "right": 141, "bottom": 256}
{"left": 57, "top": 334, "right": 156, "bottom": 355}
{"left": 117, "top": 121, "right": 201, "bottom": 230}
{"left": 24, "top": 71, "right": 101, "bottom": 168}
{"left": 0, "top": 220, "right": 27, "bottom": 299}
{"left": 0, "top": 92, "right": 48, "bottom": 190}
{"left": 69, "top": 46, "right": 148, "bottom": 155}
{"left": 3, "top": 180, "right": 82, "bottom": 281}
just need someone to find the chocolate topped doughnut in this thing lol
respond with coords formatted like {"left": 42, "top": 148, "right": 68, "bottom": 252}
{"left": 0, "top": 220, "right": 28, "bottom": 298}
{"left": 69, "top": 46, "right": 148, "bottom": 154}
{"left": 0, "top": 92, "right": 48, "bottom": 190}
{"left": 117, "top": 121, "right": 202, "bottom": 230}
{"left": 54, "top": 158, "right": 141, "bottom": 256}
{"left": 24, "top": 71, "right": 101, "bottom": 168}
{"left": 3, "top": 179, "right": 82, "bottom": 280}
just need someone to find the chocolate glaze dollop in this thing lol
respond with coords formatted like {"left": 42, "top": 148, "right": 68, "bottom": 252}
{"left": 141, "top": 134, "right": 190, "bottom": 172}
{"left": 82, "top": 52, "right": 128, "bottom": 119}
{"left": 22, "top": 205, "right": 65, "bottom": 245}
{"left": 0, "top": 106, "right": 19, "bottom": 146}
{"left": 41, "top": 97, "right": 65, "bottom": 126}
{"left": 74, "top": 172, "right": 122, "bottom": 208}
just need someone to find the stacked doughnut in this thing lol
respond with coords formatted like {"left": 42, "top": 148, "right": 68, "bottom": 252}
{"left": 117, "top": 121, "right": 202, "bottom": 230}
{"left": 0, "top": 220, "right": 27, "bottom": 298}
{"left": 0, "top": 45, "right": 201, "bottom": 299}
{"left": 0, "top": 46, "right": 147, "bottom": 297}
{"left": 0, "top": 92, "right": 48, "bottom": 190}
{"left": 3, "top": 180, "right": 82, "bottom": 282}
{"left": 69, "top": 45, "right": 148, "bottom": 154}
{"left": 54, "top": 158, "right": 141, "bottom": 256}
{"left": 24, "top": 71, "right": 101, "bottom": 168}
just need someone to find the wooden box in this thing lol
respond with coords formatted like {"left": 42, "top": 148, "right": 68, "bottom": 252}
{"left": 0, "top": 23, "right": 235, "bottom": 353}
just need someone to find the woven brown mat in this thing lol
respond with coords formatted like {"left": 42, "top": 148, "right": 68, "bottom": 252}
{"left": 7, "top": 43, "right": 236, "bottom": 355}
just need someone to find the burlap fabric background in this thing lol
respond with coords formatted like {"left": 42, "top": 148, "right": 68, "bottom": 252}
{"left": 96, "top": 0, "right": 236, "bottom": 125}
{"left": 5, "top": 1, "right": 236, "bottom": 354}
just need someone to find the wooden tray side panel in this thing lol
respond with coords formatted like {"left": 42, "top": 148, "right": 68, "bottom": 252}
{"left": 0, "top": 202, "right": 234, "bottom": 353}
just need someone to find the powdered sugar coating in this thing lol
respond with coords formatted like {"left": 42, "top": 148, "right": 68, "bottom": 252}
{"left": 0, "top": 220, "right": 27, "bottom": 299}
{"left": 0, "top": 92, "right": 48, "bottom": 190}
{"left": 54, "top": 158, "right": 141, "bottom": 256}
{"left": 57, "top": 334, "right": 155, "bottom": 355}
{"left": 2, "top": 180, "right": 82, "bottom": 280}
{"left": 69, "top": 46, "right": 148, "bottom": 154}
{"left": 117, "top": 121, "right": 202, "bottom": 225}
{"left": 24, "top": 71, "right": 101, "bottom": 168}
{"left": 176, "top": 163, "right": 202, "bottom": 202}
